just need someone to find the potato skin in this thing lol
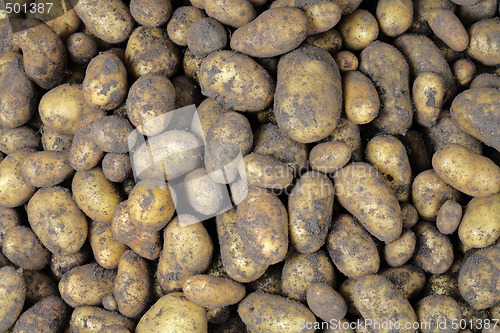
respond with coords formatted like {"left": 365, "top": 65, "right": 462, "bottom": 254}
{"left": 238, "top": 291, "right": 316, "bottom": 333}
{"left": 21, "top": 151, "right": 73, "bottom": 187}
{"left": 416, "top": 295, "right": 462, "bottom": 333}
{"left": 238, "top": 153, "right": 293, "bottom": 190}
{"left": 432, "top": 143, "right": 500, "bottom": 197}
{"left": 384, "top": 229, "right": 416, "bottom": 267}
{"left": 0, "top": 207, "right": 21, "bottom": 248}
{"left": 231, "top": 8, "right": 308, "bottom": 58}
{"left": 428, "top": 9, "right": 469, "bottom": 52}
{"left": 413, "top": 221, "right": 454, "bottom": 274}
{"left": 306, "top": 283, "right": 347, "bottom": 322}
{"left": 2, "top": 225, "right": 49, "bottom": 270}
{"left": 183, "top": 275, "right": 246, "bottom": 308}
{"left": 0, "top": 149, "right": 36, "bottom": 208}
{"left": 333, "top": 162, "right": 403, "bottom": 243}
{"left": 458, "top": 194, "right": 499, "bottom": 249}
{"left": 274, "top": 45, "right": 342, "bottom": 143}
{"left": 130, "top": 0, "right": 172, "bottom": 28}
{"left": 70, "top": 306, "right": 135, "bottom": 333}
{"left": 376, "top": 0, "right": 413, "bottom": 37}
{"left": 0, "top": 266, "right": 26, "bottom": 332}
{"left": 91, "top": 116, "right": 134, "bottom": 154}
{"left": 467, "top": 18, "right": 500, "bottom": 66}
{"left": 343, "top": 70, "right": 379, "bottom": 125}
{"left": 13, "top": 295, "right": 69, "bottom": 333}
{"left": 102, "top": 153, "right": 131, "bottom": 183}
{"left": 66, "top": 32, "right": 97, "bottom": 65}
{"left": 187, "top": 17, "right": 227, "bottom": 58}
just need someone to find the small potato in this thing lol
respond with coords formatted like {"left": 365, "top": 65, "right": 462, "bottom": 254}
{"left": 334, "top": 51, "right": 358, "bottom": 72}
{"left": 183, "top": 275, "right": 246, "bottom": 308}
{"left": 327, "top": 117, "right": 362, "bottom": 161}
{"left": 184, "top": 168, "right": 230, "bottom": 216}
{"left": 436, "top": 200, "right": 462, "bottom": 235}
{"left": 136, "top": 292, "right": 207, "bottom": 333}
{"left": 83, "top": 53, "right": 128, "bottom": 110}
{"left": 203, "top": 0, "right": 256, "bottom": 28}
{"left": 114, "top": 250, "right": 151, "bottom": 318}
{"left": 73, "top": 0, "right": 133, "bottom": 43}
{"left": 49, "top": 245, "right": 92, "bottom": 279}
{"left": 307, "top": 283, "right": 347, "bottom": 322}
{"left": 66, "top": 32, "right": 97, "bottom": 65}
{"left": 59, "top": 263, "right": 115, "bottom": 308}
{"left": 167, "top": 6, "right": 207, "bottom": 46}
{"left": 339, "top": 9, "right": 379, "bottom": 50}
{"left": 432, "top": 144, "right": 500, "bottom": 197}
{"left": 236, "top": 188, "right": 288, "bottom": 265}
{"left": 70, "top": 306, "right": 134, "bottom": 333}
{"left": 238, "top": 291, "right": 316, "bottom": 333}
{"left": 384, "top": 229, "right": 416, "bottom": 267}
{"left": 21, "top": 151, "right": 73, "bottom": 187}
{"left": 412, "top": 169, "right": 460, "bottom": 220}
{"left": 41, "top": 128, "right": 72, "bottom": 152}
{"left": 380, "top": 265, "right": 426, "bottom": 299}
{"left": 238, "top": 153, "right": 293, "bottom": 189}
{"left": 130, "top": 0, "right": 172, "bottom": 28}
{"left": 326, "top": 214, "right": 380, "bottom": 279}
{"left": 453, "top": 58, "right": 476, "bottom": 86}
{"left": 467, "top": 18, "right": 500, "bottom": 66}
{"left": 458, "top": 194, "right": 500, "bottom": 249}
{"left": 89, "top": 220, "right": 127, "bottom": 269}
{"left": 0, "top": 266, "right": 26, "bottom": 332}
{"left": 365, "top": 135, "right": 412, "bottom": 202}
{"left": 2, "top": 226, "right": 49, "bottom": 270}
{"left": 102, "top": 153, "right": 131, "bottom": 183}
{"left": 13, "top": 295, "right": 69, "bottom": 333}
{"left": 72, "top": 168, "right": 121, "bottom": 224}
{"left": 304, "top": 28, "right": 343, "bottom": 54}
{"left": 401, "top": 203, "right": 419, "bottom": 229}
{"left": 412, "top": 72, "right": 445, "bottom": 127}
{"left": 125, "top": 26, "right": 181, "bottom": 80}
{"left": 309, "top": 141, "right": 351, "bottom": 174}
{"left": 376, "top": 0, "right": 413, "bottom": 36}
{"left": 0, "top": 149, "right": 36, "bottom": 208}
{"left": 187, "top": 17, "right": 227, "bottom": 58}
{"left": 91, "top": 116, "right": 134, "bottom": 154}
{"left": 0, "top": 126, "right": 39, "bottom": 154}
{"left": 102, "top": 294, "right": 118, "bottom": 312}
{"left": 428, "top": 9, "right": 469, "bottom": 52}
{"left": 342, "top": 71, "right": 379, "bottom": 125}
{"left": 416, "top": 295, "right": 462, "bottom": 333}
{"left": 414, "top": 221, "right": 454, "bottom": 274}
{"left": 231, "top": 8, "right": 308, "bottom": 58}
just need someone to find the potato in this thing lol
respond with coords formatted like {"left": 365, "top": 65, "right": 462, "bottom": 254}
{"left": 89, "top": 220, "right": 127, "bottom": 269}
{"left": 342, "top": 71, "right": 379, "bottom": 125}
{"left": 424, "top": 274, "right": 459, "bottom": 299}
{"left": 427, "top": 9, "right": 469, "bottom": 52}
{"left": 216, "top": 208, "right": 268, "bottom": 283}
{"left": 231, "top": 8, "right": 308, "bottom": 58}
{"left": 333, "top": 162, "right": 403, "bottom": 242}
{"left": 72, "top": 168, "right": 121, "bottom": 223}
{"left": 453, "top": 58, "right": 476, "bottom": 87}
{"left": 0, "top": 149, "right": 36, "bottom": 208}
{"left": 0, "top": 266, "right": 26, "bottom": 332}
{"left": 186, "top": 17, "right": 227, "bottom": 58}
{"left": 83, "top": 53, "right": 128, "bottom": 110}
{"left": 467, "top": 18, "right": 500, "bottom": 66}
{"left": 470, "top": 73, "right": 500, "bottom": 89}
{"left": 21, "top": 151, "right": 73, "bottom": 187}
{"left": 458, "top": 244, "right": 500, "bottom": 309}
{"left": 416, "top": 295, "right": 462, "bottom": 333}
{"left": 167, "top": 7, "right": 206, "bottom": 47}
{"left": 66, "top": 32, "right": 97, "bottom": 65}
{"left": 458, "top": 194, "right": 499, "bottom": 249}
{"left": 458, "top": 0, "right": 498, "bottom": 26}
{"left": 414, "top": 221, "right": 454, "bottom": 274}
{"left": 432, "top": 144, "right": 500, "bottom": 197}
{"left": 98, "top": 325, "right": 130, "bottom": 333}
{"left": 191, "top": 98, "right": 229, "bottom": 142}
{"left": 238, "top": 291, "right": 316, "bottom": 333}
{"left": 59, "top": 263, "right": 115, "bottom": 308}
{"left": 202, "top": 0, "right": 256, "bottom": 28}
{"left": 307, "top": 283, "right": 347, "bottom": 322}
{"left": 239, "top": 153, "right": 293, "bottom": 190}
{"left": 69, "top": 121, "right": 104, "bottom": 172}
{"left": 102, "top": 294, "right": 118, "bottom": 312}
{"left": 0, "top": 126, "right": 39, "bottom": 154}
{"left": 130, "top": 0, "right": 172, "bottom": 27}
{"left": 353, "top": 275, "right": 417, "bottom": 331}
{"left": 70, "top": 306, "right": 134, "bottom": 333}
{"left": 304, "top": 28, "right": 343, "bottom": 55}
{"left": 13, "top": 295, "right": 69, "bottom": 333}
{"left": 125, "top": 26, "right": 181, "bottom": 80}
{"left": 339, "top": 9, "right": 379, "bottom": 50}
{"left": 376, "top": 0, "right": 413, "bottom": 37}
{"left": 326, "top": 214, "right": 380, "bottom": 279}
{"left": 359, "top": 41, "right": 412, "bottom": 134}
{"left": 184, "top": 168, "right": 231, "bottom": 216}
{"left": 450, "top": 88, "right": 500, "bottom": 151}
{"left": 236, "top": 187, "right": 288, "bottom": 265}
{"left": 365, "top": 135, "right": 412, "bottom": 202}
{"left": 49, "top": 245, "right": 92, "bottom": 279}
{"left": 383, "top": 229, "right": 416, "bottom": 268}
{"left": 157, "top": 215, "right": 213, "bottom": 293}
{"left": 111, "top": 200, "right": 161, "bottom": 260}
{"left": 334, "top": 51, "right": 358, "bottom": 72}
{"left": 380, "top": 265, "right": 426, "bottom": 299}
{"left": 309, "top": 141, "right": 351, "bottom": 174}
{"left": 274, "top": 45, "right": 342, "bottom": 143}
{"left": 412, "top": 169, "right": 460, "bottom": 220}
{"left": 336, "top": 0, "right": 363, "bottom": 14}
{"left": 11, "top": 20, "right": 66, "bottom": 89}
{"left": 338, "top": 279, "right": 360, "bottom": 316}
{"left": 436, "top": 200, "right": 462, "bottom": 235}
{"left": 91, "top": 116, "right": 133, "bottom": 154}
{"left": 0, "top": 207, "right": 20, "bottom": 247}
{"left": 412, "top": 72, "right": 445, "bottom": 127}
{"left": 2, "top": 225, "right": 49, "bottom": 270}
{"left": 199, "top": 50, "right": 274, "bottom": 112}
{"left": 410, "top": 0, "right": 456, "bottom": 34}
{"left": 136, "top": 292, "right": 207, "bottom": 333}
{"left": 183, "top": 275, "right": 245, "bottom": 308}
{"left": 400, "top": 203, "right": 418, "bottom": 229}
{"left": 102, "top": 153, "right": 131, "bottom": 183}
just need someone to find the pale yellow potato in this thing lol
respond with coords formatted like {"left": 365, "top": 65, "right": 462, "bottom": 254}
{"left": 0, "top": 149, "right": 36, "bottom": 208}
{"left": 70, "top": 307, "right": 134, "bottom": 333}
{"left": 202, "top": 0, "right": 256, "bottom": 28}
{"left": 428, "top": 9, "right": 469, "bottom": 52}
{"left": 339, "top": 9, "right": 379, "bottom": 50}
{"left": 22, "top": 151, "right": 73, "bottom": 187}
{"left": 343, "top": 71, "right": 379, "bottom": 125}
{"left": 309, "top": 141, "right": 351, "bottom": 174}
{"left": 334, "top": 50, "right": 358, "bottom": 72}
{"left": 184, "top": 168, "right": 229, "bottom": 215}
{"left": 338, "top": 279, "right": 360, "bottom": 316}
{"left": 414, "top": 221, "right": 454, "bottom": 274}
{"left": 28, "top": 0, "right": 80, "bottom": 40}
{"left": 412, "top": 72, "right": 445, "bottom": 127}
{"left": 186, "top": 17, "right": 228, "bottom": 58}
{"left": 384, "top": 229, "right": 416, "bottom": 267}
{"left": 0, "top": 126, "right": 39, "bottom": 154}
{"left": 336, "top": 0, "right": 363, "bottom": 14}
{"left": 467, "top": 18, "right": 500, "bottom": 66}
{"left": 401, "top": 203, "right": 419, "bottom": 229}
{"left": 2, "top": 225, "right": 49, "bottom": 270}
{"left": 458, "top": 193, "right": 499, "bottom": 248}
{"left": 183, "top": 275, "right": 246, "bottom": 308}
{"left": 191, "top": 98, "right": 230, "bottom": 143}
{"left": 130, "top": 0, "right": 172, "bottom": 28}
{"left": 376, "top": 0, "right": 413, "bottom": 36}
{"left": 306, "top": 283, "right": 347, "bottom": 322}
{"left": 13, "top": 295, "right": 70, "bottom": 333}
{"left": 238, "top": 152, "right": 293, "bottom": 190}
{"left": 89, "top": 220, "right": 127, "bottom": 269}
{"left": 0, "top": 207, "right": 21, "bottom": 248}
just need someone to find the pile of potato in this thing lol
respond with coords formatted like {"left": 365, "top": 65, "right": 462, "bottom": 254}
{"left": 0, "top": 0, "right": 499, "bottom": 332}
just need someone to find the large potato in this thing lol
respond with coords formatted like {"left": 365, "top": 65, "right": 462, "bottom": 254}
{"left": 90, "top": 116, "right": 134, "bottom": 154}
{"left": 274, "top": 45, "right": 342, "bottom": 143}
{"left": 0, "top": 266, "right": 26, "bottom": 332}
{"left": 0, "top": 149, "right": 36, "bottom": 207}
{"left": 186, "top": 17, "right": 227, "bottom": 58}
{"left": 458, "top": 193, "right": 499, "bottom": 249}
{"left": 21, "top": 151, "right": 73, "bottom": 187}
{"left": 238, "top": 153, "right": 293, "bottom": 190}
{"left": 130, "top": 0, "right": 172, "bottom": 28}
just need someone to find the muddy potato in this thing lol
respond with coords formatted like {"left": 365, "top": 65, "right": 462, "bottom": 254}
{"left": 380, "top": 265, "right": 426, "bottom": 299}
{"left": 0, "top": 207, "right": 20, "bottom": 247}
{"left": 376, "top": 0, "right": 413, "bottom": 36}
{"left": 136, "top": 292, "right": 207, "bottom": 332}
{"left": 91, "top": 116, "right": 134, "bottom": 154}
{"left": 338, "top": 279, "right": 360, "bottom": 316}
{"left": 365, "top": 135, "right": 412, "bottom": 202}
{"left": 49, "top": 245, "right": 92, "bottom": 279}
{"left": 187, "top": 17, "right": 227, "bottom": 58}
{"left": 200, "top": 51, "right": 274, "bottom": 112}
{"left": 424, "top": 274, "right": 459, "bottom": 299}
{"left": 453, "top": 58, "right": 476, "bottom": 87}
{"left": 0, "top": 126, "right": 39, "bottom": 154}
{"left": 467, "top": 18, "right": 500, "bottom": 66}
{"left": 333, "top": 162, "right": 403, "bottom": 242}
{"left": 400, "top": 203, "right": 418, "bottom": 229}
{"left": 202, "top": 0, "right": 256, "bottom": 28}
{"left": 69, "top": 120, "right": 105, "bottom": 172}
{"left": 304, "top": 28, "right": 343, "bottom": 54}
{"left": 238, "top": 291, "right": 316, "bottom": 333}
{"left": 427, "top": 9, "right": 469, "bottom": 52}
{"left": 307, "top": 283, "right": 347, "bottom": 322}
{"left": 412, "top": 169, "right": 460, "bottom": 220}
{"left": 274, "top": 45, "right": 342, "bottom": 143}
{"left": 167, "top": 6, "right": 206, "bottom": 46}
{"left": 21, "top": 151, "right": 73, "bottom": 187}
{"left": 239, "top": 153, "right": 293, "bottom": 189}
{"left": 89, "top": 220, "right": 127, "bottom": 269}
{"left": 191, "top": 98, "right": 230, "bottom": 142}
{"left": 172, "top": 76, "right": 203, "bottom": 109}
{"left": 411, "top": 0, "right": 456, "bottom": 34}
{"left": 359, "top": 42, "right": 412, "bottom": 134}
{"left": 102, "top": 153, "right": 131, "bottom": 183}
{"left": 416, "top": 295, "right": 462, "bottom": 333}
{"left": 450, "top": 88, "right": 500, "bottom": 151}
{"left": 342, "top": 71, "right": 379, "bottom": 125}
{"left": 432, "top": 144, "right": 500, "bottom": 197}
{"left": 66, "top": 32, "right": 97, "bottom": 65}
{"left": 309, "top": 141, "right": 351, "bottom": 174}
{"left": 13, "top": 295, "right": 69, "bottom": 333}
{"left": 414, "top": 221, "right": 454, "bottom": 274}
{"left": 247, "top": 264, "right": 282, "bottom": 294}
{"left": 435, "top": 200, "right": 462, "bottom": 235}
{"left": 2, "top": 226, "right": 49, "bottom": 270}
{"left": 111, "top": 201, "right": 161, "bottom": 260}
{"left": 326, "top": 214, "right": 380, "bottom": 279}
{"left": 0, "top": 149, "right": 36, "bottom": 208}
{"left": 334, "top": 51, "right": 358, "bottom": 72}
{"left": 401, "top": 130, "right": 432, "bottom": 174}
{"left": 231, "top": 8, "right": 308, "bottom": 58}
{"left": 458, "top": 194, "right": 500, "bottom": 249}
{"left": 130, "top": 0, "right": 172, "bottom": 27}
{"left": 384, "top": 229, "right": 416, "bottom": 267}
{"left": 183, "top": 275, "right": 246, "bottom": 308}
{"left": 412, "top": 72, "right": 445, "bottom": 127}
{"left": 70, "top": 306, "right": 134, "bottom": 333}
{"left": 27, "top": 0, "right": 80, "bottom": 40}
{"left": 339, "top": 9, "right": 379, "bottom": 50}
{"left": 458, "top": 0, "right": 498, "bottom": 26}
{"left": 125, "top": 26, "right": 181, "bottom": 80}
{"left": 0, "top": 266, "right": 26, "bottom": 332}
{"left": 237, "top": 188, "right": 288, "bottom": 265}
{"left": 470, "top": 73, "right": 500, "bottom": 89}
{"left": 326, "top": 117, "right": 362, "bottom": 162}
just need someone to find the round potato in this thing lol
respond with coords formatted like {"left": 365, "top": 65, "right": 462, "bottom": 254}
{"left": 414, "top": 221, "right": 454, "bottom": 274}
{"left": 401, "top": 203, "right": 419, "bottom": 229}
{"left": 89, "top": 220, "right": 127, "bottom": 269}
{"left": 334, "top": 50, "right": 358, "bottom": 72}
{"left": 343, "top": 71, "right": 379, "bottom": 125}
{"left": 90, "top": 116, "right": 134, "bottom": 154}
{"left": 470, "top": 73, "right": 500, "bottom": 89}
{"left": 191, "top": 98, "right": 230, "bottom": 142}
{"left": 102, "top": 153, "right": 131, "bottom": 183}
{"left": 187, "top": 17, "right": 227, "bottom": 58}
{"left": 0, "top": 266, "right": 26, "bottom": 332}
{"left": 339, "top": 9, "right": 379, "bottom": 50}
{"left": 458, "top": 193, "right": 499, "bottom": 249}
{"left": 69, "top": 120, "right": 104, "bottom": 172}
{"left": 453, "top": 58, "right": 476, "bottom": 87}
{"left": 467, "top": 18, "right": 500, "bottom": 66}
{"left": 384, "top": 229, "right": 416, "bottom": 267}
{"left": 202, "top": 0, "right": 256, "bottom": 28}
{"left": 416, "top": 295, "right": 462, "bottom": 333}
{"left": 0, "top": 206, "right": 21, "bottom": 247}
{"left": 307, "top": 283, "right": 347, "bottom": 322}
{"left": 184, "top": 168, "right": 229, "bottom": 216}
{"left": 167, "top": 6, "right": 207, "bottom": 46}
{"left": 428, "top": 9, "right": 469, "bottom": 52}
{"left": 130, "top": 0, "right": 172, "bottom": 28}
{"left": 2, "top": 225, "right": 49, "bottom": 270}
{"left": 66, "top": 32, "right": 97, "bottom": 65}
{"left": 21, "top": 151, "right": 73, "bottom": 187}
{"left": 0, "top": 149, "right": 36, "bottom": 207}
{"left": 376, "top": 0, "right": 413, "bottom": 36}
{"left": 436, "top": 200, "right": 462, "bottom": 235}
{"left": 183, "top": 275, "right": 246, "bottom": 308}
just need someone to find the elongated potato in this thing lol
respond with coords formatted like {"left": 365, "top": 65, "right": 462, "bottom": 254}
{"left": 416, "top": 295, "right": 462, "bottom": 333}
{"left": 436, "top": 200, "right": 462, "bottom": 235}
{"left": 89, "top": 220, "right": 127, "bottom": 269}
{"left": 383, "top": 229, "right": 416, "bottom": 267}
{"left": 0, "top": 126, "right": 39, "bottom": 154}
{"left": 0, "top": 149, "right": 36, "bottom": 208}
{"left": 428, "top": 9, "right": 469, "bottom": 52}
{"left": 274, "top": 45, "right": 342, "bottom": 143}
{"left": 307, "top": 283, "right": 347, "bottom": 322}
{"left": 2, "top": 225, "right": 49, "bottom": 270}
{"left": 21, "top": 151, "right": 73, "bottom": 187}
{"left": 380, "top": 265, "right": 426, "bottom": 299}
{"left": 376, "top": 0, "right": 413, "bottom": 36}
{"left": 432, "top": 143, "right": 500, "bottom": 197}
{"left": 183, "top": 275, "right": 246, "bottom": 308}
{"left": 414, "top": 221, "right": 454, "bottom": 274}
{"left": 458, "top": 193, "right": 499, "bottom": 249}
{"left": 238, "top": 153, "right": 293, "bottom": 190}
{"left": 70, "top": 306, "right": 135, "bottom": 333}
{"left": 333, "top": 162, "right": 403, "bottom": 243}
{"left": 90, "top": 116, "right": 133, "bottom": 154}
{"left": 343, "top": 70, "right": 379, "bottom": 125}
{"left": 412, "top": 72, "right": 445, "bottom": 127}
{"left": 0, "top": 266, "right": 25, "bottom": 332}
{"left": 231, "top": 8, "right": 308, "bottom": 58}
{"left": 202, "top": 0, "right": 256, "bottom": 28}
